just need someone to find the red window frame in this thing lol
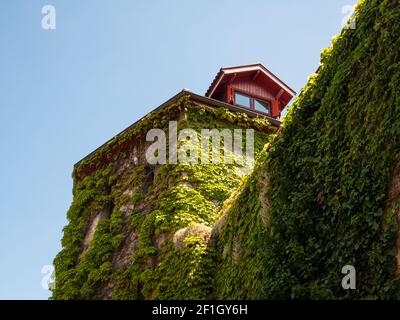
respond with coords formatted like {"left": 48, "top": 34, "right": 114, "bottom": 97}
{"left": 253, "top": 98, "right": 272, "bottom": 115}
{"left": 233, "top": 91, "right": 252, "bottom": 109}
{"left": 233, "top": 90, "right": 272, "bottom": 116}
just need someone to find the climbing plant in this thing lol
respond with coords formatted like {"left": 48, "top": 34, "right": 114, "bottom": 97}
{"left": 52, "top": 0, "right": 400, "bottom": 301}
{"left": 52, "top": 97, "right": 273, "bottom": 300}
{"left": 263, "top": 0, "right": 400, "bottom": 299}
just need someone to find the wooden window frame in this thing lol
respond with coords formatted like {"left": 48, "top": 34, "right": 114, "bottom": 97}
{"left": 233, "top": 89, "right": 273, "bottom": 116}
{"left": 253, "top": 97, "right": 272, "bottom": 116}
{"left": 233, "top": 91, "right": 252, "bottom": 109}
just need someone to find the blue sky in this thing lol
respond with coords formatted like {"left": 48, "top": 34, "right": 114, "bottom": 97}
{"left": 0, "top": 0, "right": 357, "bottom": 300}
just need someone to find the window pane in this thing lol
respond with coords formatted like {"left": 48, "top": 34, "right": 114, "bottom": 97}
{"left": 234, "top": 93, "right": 251, "bottom": 108}
{"left": 254, "top": 99, "right": 271, "bottom": 114}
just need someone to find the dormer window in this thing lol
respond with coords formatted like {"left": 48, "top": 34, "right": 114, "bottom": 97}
{"left": 206, "top": 64, "right": 296, "bottom": 119}
{"left": 234, "top": 92, "right": 251, "bottom": 108}
{"left": 234, "top": 91, "right": 272, "bottom": 115}
{"left": 254, "top": 99, "right": 271, "bottom": 115}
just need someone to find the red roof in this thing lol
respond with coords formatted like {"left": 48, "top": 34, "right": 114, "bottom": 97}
{"left": 206, "top": 63, "right": 296, "bottom": 109}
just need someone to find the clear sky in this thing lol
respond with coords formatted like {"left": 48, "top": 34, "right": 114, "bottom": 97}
{"left": 0, "top": 0, "right": 357, "bottom": 300}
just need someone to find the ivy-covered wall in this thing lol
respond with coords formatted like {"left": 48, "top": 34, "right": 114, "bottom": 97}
{"left": 52, "top": 97, "right": 273, "bottom": 300}
{"left": 212, "top": 0, "right": 400, "bottom": 299}
{"left": 212, "top": 146, "right": 272, "bottom": 299}
{"left": 209, "top": 0, "right": 400, "bottom": 299}
{"left": 54, "top": 0, "right": 400, "bottom": 300}
{"left": 265, "top": 0, "right": 400, "bottom": 299}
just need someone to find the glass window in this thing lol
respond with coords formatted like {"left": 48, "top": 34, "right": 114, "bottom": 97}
{"left": 254, "top": 99, "right": 271, "bottom": 115}
{"left": 234, "top": 92, "right": 251, "bottom": 108}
